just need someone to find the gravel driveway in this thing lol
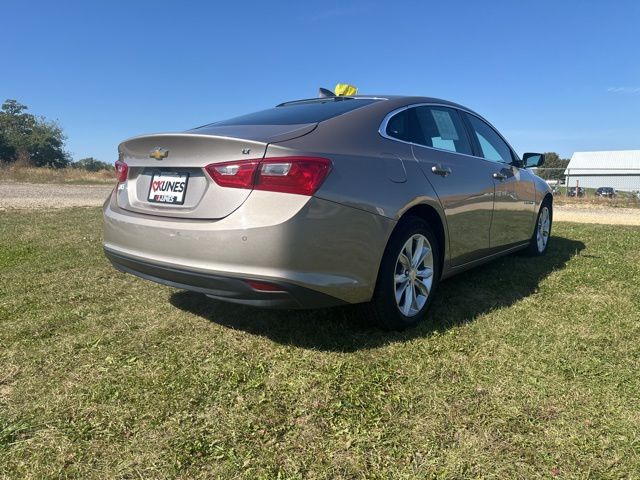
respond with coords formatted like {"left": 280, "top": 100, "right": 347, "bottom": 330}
{"left": 0, "top": 182, "right": 113, "bottom": 210}
{"left": 1, "top": 182, "right": 638, "bottom": 225}
{"left": 554, "top": 204, "right": 640, "bottom": 226}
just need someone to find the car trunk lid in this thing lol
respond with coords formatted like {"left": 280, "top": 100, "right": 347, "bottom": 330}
{"left": 115, "top": 124, "right": 316, "bottom": 219}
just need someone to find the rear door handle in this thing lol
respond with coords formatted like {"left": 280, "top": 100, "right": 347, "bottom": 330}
{"left": 492, "top": 172, "right": 507, "bottom": 181}
{"left": 432, "top": 164, "right": 452, "bottom": 177}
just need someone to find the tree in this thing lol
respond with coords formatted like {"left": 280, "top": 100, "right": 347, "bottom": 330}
{"left": 0, "top": 99, "right": 70, "bottom": 168}
{"left": 0, "top": 128, "right": 11, "bottom": 162}
{"left": 537, "top": 152, "right": 570, "bottom": 181}
{"left": 72, "top": 157, "right": 112, "bottom": 172}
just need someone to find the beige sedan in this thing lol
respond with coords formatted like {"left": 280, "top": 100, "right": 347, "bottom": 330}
{"left": 104, "top": 95, "right": 551, "bottom": 329}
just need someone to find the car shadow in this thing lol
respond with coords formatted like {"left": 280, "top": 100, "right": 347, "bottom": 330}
{"left": 170, "top": 236, "right": 585, "bottom": 352}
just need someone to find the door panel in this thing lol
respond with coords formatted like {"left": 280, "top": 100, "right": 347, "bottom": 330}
{"left": 491, "top": 166, "right": 536, "bottom": 248}
{"left": 462, "top": 112, "right": 536, "bottom": 250}
{"left": 412, "top": 146, "right": 495, "bottom": 266}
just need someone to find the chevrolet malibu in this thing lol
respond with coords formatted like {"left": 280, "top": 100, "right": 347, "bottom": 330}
{"left": 103, "top": 95, "right": 552, "bottom": 329}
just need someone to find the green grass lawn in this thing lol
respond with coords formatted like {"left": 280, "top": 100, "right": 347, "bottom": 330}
{"left": 1, "top": 208, "right": 639, "bottom": 479}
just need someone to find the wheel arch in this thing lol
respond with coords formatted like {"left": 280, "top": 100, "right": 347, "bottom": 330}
{"left": 540, "top": 192, "right": 554, "bottom": 224}
{"left": 394, "top": 203, "right": 447, "bottom": 279}
{"left": 367, "top": 201, "right": 446, "bottom": 329}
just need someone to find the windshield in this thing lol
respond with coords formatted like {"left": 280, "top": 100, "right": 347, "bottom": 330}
{"left": 196, "top": 98, "right": 381, "bottom": 127}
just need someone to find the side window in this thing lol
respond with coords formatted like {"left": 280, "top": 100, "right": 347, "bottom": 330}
{"left": 465, "top": 114, "right": 513, "bottom": 163}
{"left": 385, "top": 109, "right": 411, "bottom": 142}
{"left": 411, "top": 106, "right": 472, "bottom": 155}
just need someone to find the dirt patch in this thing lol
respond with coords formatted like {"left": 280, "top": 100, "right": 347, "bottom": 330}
{"left": 0, "top": 182, "right": 113, "bottom": 210}
{"left": 555, "top": 204, "right": 640, "bottom": 225}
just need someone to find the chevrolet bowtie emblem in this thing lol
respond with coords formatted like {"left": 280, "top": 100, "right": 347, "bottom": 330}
{"left": 149, "top": 147, "right": 169, "bottom": 160}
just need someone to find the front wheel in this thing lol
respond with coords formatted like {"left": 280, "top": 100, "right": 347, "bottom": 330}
{"left": 526, "top": 200, "right": 552, "bottom": 256}
{"left": 368, "top": 217, "right": 440, "bottom": 330}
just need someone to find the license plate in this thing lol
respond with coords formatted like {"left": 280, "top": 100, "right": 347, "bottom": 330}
{"left": 148, "top": 172, "right": 189, "bottom": 205}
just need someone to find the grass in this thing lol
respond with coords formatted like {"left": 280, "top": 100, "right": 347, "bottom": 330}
{"left": 0, "top": 165, "right": 114, "bottom": 185}
{"left": 1, "top": 208, "right": 639, "bottom": 478}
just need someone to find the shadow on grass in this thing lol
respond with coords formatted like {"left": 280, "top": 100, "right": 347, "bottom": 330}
{"left": 170, "top": 236, "right": 584, "bottom": 352}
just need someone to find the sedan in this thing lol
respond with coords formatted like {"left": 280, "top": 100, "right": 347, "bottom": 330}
{"left": 104, "top": 94, "right": 552, "bottom": 329}
{"left": 568, "top": 186, "right": 586, "bottom": 197}
{"left": 595, "top": 187, "right": 616, "bottom": 198}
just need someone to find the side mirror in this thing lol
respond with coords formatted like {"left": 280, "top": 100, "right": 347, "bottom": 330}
{"left": 522, "top": 152, "right": 545, "bottom": 168}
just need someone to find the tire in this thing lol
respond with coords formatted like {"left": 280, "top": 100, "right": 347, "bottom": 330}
{"left": 525, "top": 199, "right": 552, "bottom": 256}
{"left": 368, "top": 217, "right": 441, "bottom": 330}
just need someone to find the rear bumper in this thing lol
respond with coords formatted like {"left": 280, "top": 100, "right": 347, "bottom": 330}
{"left": 103, "top": 190, "right": 395, "bottom": 306}
{"left": 105, "top": 248, "right": 344, "bottom": 308}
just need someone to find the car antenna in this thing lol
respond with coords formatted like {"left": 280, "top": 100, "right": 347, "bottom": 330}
{"left": 318, "top": 87, "right": 336, "bottom": 98}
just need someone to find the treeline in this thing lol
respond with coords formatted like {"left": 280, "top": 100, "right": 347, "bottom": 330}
{"left": 0, "top": 99, "right": 111, "bottom": 171}
{"left": 70, "top": 157, "right": 113, "bottom": 172}
{"left": 538, "top": 152, "right": 570, "bottom": 181}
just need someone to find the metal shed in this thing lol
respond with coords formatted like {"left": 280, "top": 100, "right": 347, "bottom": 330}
{"left": 565, "top": 150, "right": 640, "bottom": 192}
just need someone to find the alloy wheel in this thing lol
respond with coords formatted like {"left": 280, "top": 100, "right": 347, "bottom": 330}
{"left": 537, "top": 206, "right": 550, "bottom": 252}
{"left": 394, "top": 234, "right": 434, "bottom": 317}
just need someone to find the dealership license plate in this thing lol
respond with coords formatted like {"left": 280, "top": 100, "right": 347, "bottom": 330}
{"left": 147, "top": 172, "right": 189, "bottom": 205}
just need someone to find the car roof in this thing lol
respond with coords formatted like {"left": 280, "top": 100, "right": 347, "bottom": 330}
{"left": 278, "top": 95, "right": 482, "bottom": 117}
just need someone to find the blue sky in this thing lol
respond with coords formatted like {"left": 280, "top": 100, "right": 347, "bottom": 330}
{"left": 2, "top": 0, "right": 639, "bottom": 162}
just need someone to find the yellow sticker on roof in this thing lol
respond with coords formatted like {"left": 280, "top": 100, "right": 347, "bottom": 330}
{"left": 334, "top": 83, "right": 358, "bottom": 96}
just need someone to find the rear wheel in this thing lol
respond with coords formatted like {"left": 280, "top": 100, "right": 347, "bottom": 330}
{"left": 526, "top": 200, "right": 552, "bottom": 256}
{"left": 369, "top": 217, "right": 440, "bottom": 330}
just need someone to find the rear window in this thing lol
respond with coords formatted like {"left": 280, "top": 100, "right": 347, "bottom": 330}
{"left": 201, "top": 98, "right": 380, "bottom": 127}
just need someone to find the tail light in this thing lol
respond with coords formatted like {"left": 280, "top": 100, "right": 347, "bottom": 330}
{"left": 206, "top": 161, "right": 259, "bottom": 189}
{"left": 115, "top": 160, "right": 128, "bottom": 183}
{"left": 255, "top": 158, "right": 331, "bottom": 195}
{"left": 205, "top": 157, "right": 331, "bottom": 196}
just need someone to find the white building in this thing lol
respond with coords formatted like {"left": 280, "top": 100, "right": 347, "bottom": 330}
{"left": 565, "top": 150, "right": 640, "bottom": 192}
